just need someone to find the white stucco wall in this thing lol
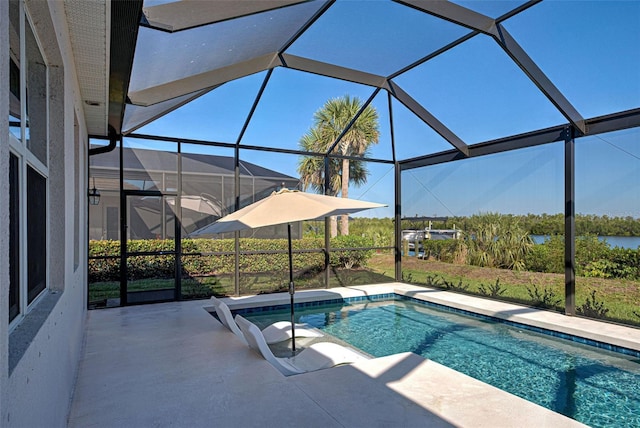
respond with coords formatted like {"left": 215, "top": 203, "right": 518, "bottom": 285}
{"left": 2, "top": 1, "right": 88, "bottom": 426}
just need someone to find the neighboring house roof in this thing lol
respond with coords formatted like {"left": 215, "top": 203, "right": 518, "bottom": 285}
{"left": 90, "top": 146, "right": 298, "bottom": 181}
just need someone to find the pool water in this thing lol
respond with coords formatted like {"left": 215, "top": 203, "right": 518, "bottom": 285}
{"left": 245, "top": 299, "right": 640, "bottom": 428}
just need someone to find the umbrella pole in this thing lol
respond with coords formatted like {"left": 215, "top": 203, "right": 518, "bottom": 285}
{"left": 288, "top": 223, "right": 296, "bottom": 353}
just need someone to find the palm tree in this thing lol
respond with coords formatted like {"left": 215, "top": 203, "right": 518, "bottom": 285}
{"left": 297, "top": 95, "right": 379, "bottom": 236}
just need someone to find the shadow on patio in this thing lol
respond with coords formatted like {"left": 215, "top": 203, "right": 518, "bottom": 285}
{"left": 68, "top": 289, "right": 586, "bottom": 428}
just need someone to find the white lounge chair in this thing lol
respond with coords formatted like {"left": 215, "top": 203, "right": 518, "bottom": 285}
{"left": 235, "top": 314, "right": 369, "bottom": 376}
{"left": 210, "top": 297, "right": 323, "bottom": 344}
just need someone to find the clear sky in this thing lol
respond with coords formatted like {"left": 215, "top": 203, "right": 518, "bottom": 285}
{"left": 132, "top": 0, "right": 640, "bottom": 219}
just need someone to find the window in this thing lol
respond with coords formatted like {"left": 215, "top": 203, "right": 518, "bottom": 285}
{"left": 9, "top": 153, "right": 20, "bottom": 322}
{"left": 8, "top": 0, "right": 20, "bottom": 140}
{"left": 8, "top": 1, "right": 49, "bottom": 325}
{"left": 9, "top": 58, "right": 20, "bottom": 140}
{"left": 27, "top": 166, "right": 47, "bottom": 302}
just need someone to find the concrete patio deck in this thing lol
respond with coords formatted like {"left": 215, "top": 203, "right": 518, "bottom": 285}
{"left": 68, "top": 283, "right": 640, "bottom": 427}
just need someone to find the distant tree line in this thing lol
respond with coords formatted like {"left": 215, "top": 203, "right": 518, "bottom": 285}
{"left": 413, "top": 214, "right": 640, "bottom": 280}
{"left": 322, "top": 213, "right": 640, "bottom": 248}
{"left": 403, "top": 213, "right": 640, "bottom": 237}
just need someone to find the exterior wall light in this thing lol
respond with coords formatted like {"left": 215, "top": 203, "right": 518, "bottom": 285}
{"left": 88, "top": 177, "right": 100, "bottom": 205}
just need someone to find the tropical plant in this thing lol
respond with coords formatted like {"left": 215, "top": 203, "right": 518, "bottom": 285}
{"left": 297, "top": 95, "right": 379, "bottom": 237}
{"left": 526, "top": 284, "right": 562, "bottom": 309}
{"left": 478, "top": 278, "right": 506, "bottom": 297}
{"left": 464, "top": 213, "right": 533, "bottom": 270}
{"left": 577, "top": 290, "right": 610, "bottom": 319}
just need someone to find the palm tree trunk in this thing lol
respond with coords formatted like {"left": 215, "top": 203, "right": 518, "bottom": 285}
{"left": 340, "top": 158, "right": 350, "bottom": 236}
{"left": 330, "top": 216, "right": 338, "bottom": 237}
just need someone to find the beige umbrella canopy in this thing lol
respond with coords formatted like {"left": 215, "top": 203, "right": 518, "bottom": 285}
{"left": 191, "top": 188, "right": 386, "bottom": 351}
{"left": 190, "top": 188, "right": 385, "bottom": 235}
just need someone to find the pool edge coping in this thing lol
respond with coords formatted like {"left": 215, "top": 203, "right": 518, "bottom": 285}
{"left": 205, "top": 283, "right": 640, "bottom": 355}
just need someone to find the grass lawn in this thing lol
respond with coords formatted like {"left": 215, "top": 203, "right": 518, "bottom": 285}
{"left": 368, "top": 254, "right": 640, "bottom": 327}
{"left": 88, "top": 253, "right": 640, "bottom": 327}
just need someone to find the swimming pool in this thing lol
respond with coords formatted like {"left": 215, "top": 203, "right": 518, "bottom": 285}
{"left": 243, "top": 297, "right": 640, "bottom": 428}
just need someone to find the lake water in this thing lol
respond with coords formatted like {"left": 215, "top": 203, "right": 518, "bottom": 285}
{"left": 531, "top": 235, "right": 640, "bottom": 249}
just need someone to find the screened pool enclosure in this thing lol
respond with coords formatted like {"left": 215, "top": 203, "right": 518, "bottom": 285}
{"left": 88, "top": 1, "right": 639, "bottom": 326}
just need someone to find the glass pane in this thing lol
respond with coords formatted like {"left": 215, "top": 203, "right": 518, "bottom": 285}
{"left": 394, "top": 34, "right": 567, "bottom": 145}
{"left": 25, "top": 19, "right": 47, "bottom": 165}
{"left": 9, "top": 59, "right": 21, "bottom": 141}
{"left": 575, "top": 128, "right": 640, "bottom": 327}
{"left": 504, "top": 1, "right": 640, "bottom": 118}
{"left": 9, "top": 153, "right": 20, "bottom": 321}
{"left": 122, "top": 138, "right": 177, "bottom": 191}
{"left": 287, "top": 1, "right": 469, "bottom": 75}
{"left": 8, "top": 0, "right": 20, "bottom": 141}
{"left": 401, "top": 142, "right": 565, "bottom": 312}
{"left": 240, "top": 67, "right": 374, "bottom": 151}
{"left": 27, "top": 165, "right": 47, "bottom": 303}
{"left": 129, "top": 1, "right": 326, "bottom": 95}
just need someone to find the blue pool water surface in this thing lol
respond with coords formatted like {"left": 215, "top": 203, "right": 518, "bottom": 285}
{"left": 244, "top": 299, "right": 640, "bottom": 428}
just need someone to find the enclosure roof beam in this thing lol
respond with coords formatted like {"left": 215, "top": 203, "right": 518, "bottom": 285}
{"left": 493, "top": 24, "right": 586, "bottom": 135}
{"left": 280, "top": 54, "right": 390, "bottom": 89}
{"left": 128, "top": 53, "right": 283, "bottom": 106}
{"left": 388, "top": 81, "right": 469, "bottom": 157}
{"left": 140, "top": 1, "right": 308, "bottom": 33}
{"left": 400, "top": 108, "right": 640, "bottom": 170}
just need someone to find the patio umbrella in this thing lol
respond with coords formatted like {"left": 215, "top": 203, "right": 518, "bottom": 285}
{"left": 190, "top": 188, "right": 386, "bottom": 351}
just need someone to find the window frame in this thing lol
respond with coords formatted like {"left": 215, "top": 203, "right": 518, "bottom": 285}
{"left": 8, "top": 1, "right": 50, "bottom": 330}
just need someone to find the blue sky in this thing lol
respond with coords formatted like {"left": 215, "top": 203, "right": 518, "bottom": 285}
{"left": 133, "top": 0, "right": 639, "bottom": 219}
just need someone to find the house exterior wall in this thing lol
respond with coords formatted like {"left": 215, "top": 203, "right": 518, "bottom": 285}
{"left": 1, "top": 0, "right": 10, "bottom": 424}
{"left": 2, "top": 1, "right": 88, "bottom": 426}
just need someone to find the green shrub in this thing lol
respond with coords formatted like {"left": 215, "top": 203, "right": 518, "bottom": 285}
{"left": 422, "top": 240, "right": 466, "bottom": 263}
{"left": 330, "top": 235, "right": 375, "bottom": 269}
{"left": 89, "top": 236, "right": 375, "bottom": 282}
{"left": 525, "top": 235, "right": 564, "bottom": 273}
{"left": 524, "top": 235, "right": 640, "bottom": 280}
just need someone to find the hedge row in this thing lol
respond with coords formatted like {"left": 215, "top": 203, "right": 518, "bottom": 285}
{"left": 524, "top": 235, "right": 640, "bottom": 280}
{"left": 89, "top": 235, "right": 374, "bottom": 283}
